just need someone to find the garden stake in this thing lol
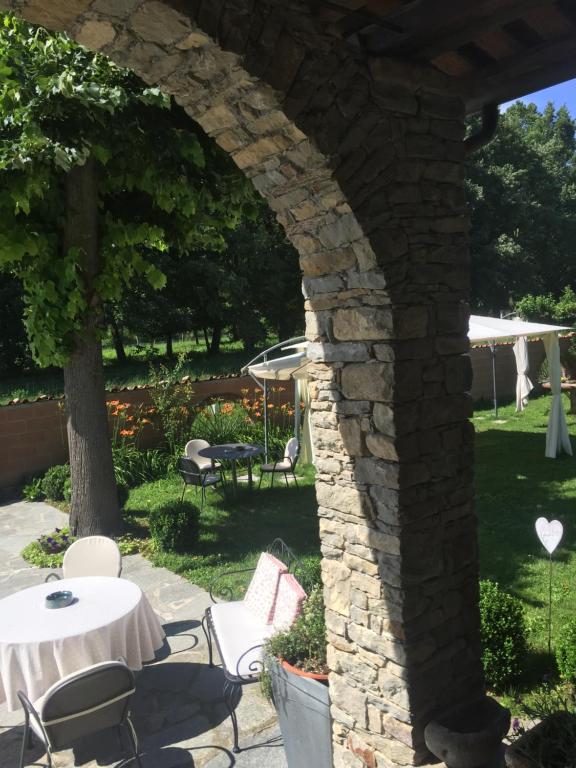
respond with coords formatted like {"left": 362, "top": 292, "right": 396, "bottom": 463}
{"left": 548, "top": 551, "right": 552, "bottom": 657}
{"left": 534, "top": 517, "right": 563, "bottom": 659}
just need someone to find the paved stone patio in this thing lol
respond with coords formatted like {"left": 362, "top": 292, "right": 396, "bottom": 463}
{"left": 0, "top": 501, "right": 286, "bottom": 768}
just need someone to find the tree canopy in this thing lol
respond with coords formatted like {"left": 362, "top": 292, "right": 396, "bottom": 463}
{"left": 467, "top": 101, "right": 576, "bottom": 314}
{"left": 0, "top": 13, "right": 252, "bottom": 367}
{"left": 0, "top": 13, "right": 254, "bottom": 534}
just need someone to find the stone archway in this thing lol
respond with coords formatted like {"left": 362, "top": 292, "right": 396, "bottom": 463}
{"left": 3, "top": 2, "right": 483, "bottom": 765}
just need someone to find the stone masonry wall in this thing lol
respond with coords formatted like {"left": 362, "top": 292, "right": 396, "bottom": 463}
{"left": 3, "top": 2, "right": 483, "bottom": 765}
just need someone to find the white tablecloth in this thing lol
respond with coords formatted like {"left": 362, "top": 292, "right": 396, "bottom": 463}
{"left": 0, "top": 576, "right": 165, "bottom": 711}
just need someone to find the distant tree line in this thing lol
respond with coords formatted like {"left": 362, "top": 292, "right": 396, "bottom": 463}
{"left": 467, "top": 101, "right": 576, "bottom": 316}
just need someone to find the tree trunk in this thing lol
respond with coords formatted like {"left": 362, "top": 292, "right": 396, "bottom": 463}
{"left": 166, "top": 333, "right": 174, "bottom": 358}
{"left": 203, "top": 327, "right": 210, "bottom": 350}
{"left": 110, "top": 317, "right": 127, "bottom": 363}
{"left": 64, "top": 158, "right": 120, "bottom": 537}
{"left": 209, "top": 323, "right": 222, "bottom": 355}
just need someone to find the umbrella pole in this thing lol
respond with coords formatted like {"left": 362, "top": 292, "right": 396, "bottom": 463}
{"left": 294, "top": 382, "right": 300, "bottom": 441}
{"left": 490, "top": 341, "right": 498, "bottom": 418}
{"left": 263, "top": 378, "right": 268, "bottom": 464}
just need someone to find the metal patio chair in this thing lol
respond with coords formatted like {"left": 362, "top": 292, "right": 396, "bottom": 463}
{"left": 258, "top": 437, "right": 299, "bottom": 488}
{"left": 17, "top": 660, "right": 141, "bottom": 768}
{"left": 178, "top": 456, "right": 222, "bottom": 507}
{"left": 45, "top": 536, "right": 122, "bottom": 582}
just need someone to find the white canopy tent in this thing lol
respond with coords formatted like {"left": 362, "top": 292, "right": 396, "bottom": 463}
{"left": 469, "top": 315, "right": 571, "bottom": 458}
{"left": 245, "top": 317, "right": 572, "bottom": 461}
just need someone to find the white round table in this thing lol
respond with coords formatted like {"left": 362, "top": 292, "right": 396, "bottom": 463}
{"left": 0, "top": 576, "right": 165, "bottom": 711}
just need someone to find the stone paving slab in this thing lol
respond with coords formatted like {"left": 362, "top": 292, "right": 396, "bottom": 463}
{"left": 0, "top": 501, "right": 286, "bottom": 768}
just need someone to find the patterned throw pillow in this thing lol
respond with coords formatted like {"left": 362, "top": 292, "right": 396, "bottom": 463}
{"left": 272, "top": 573, "right": 307, "bottom": 632}
{"left": 244, "top": 552, "right": 287, "bottom": 624}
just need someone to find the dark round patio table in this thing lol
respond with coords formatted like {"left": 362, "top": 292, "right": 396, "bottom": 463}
{"left": 198, "top": 443, "right": 264, "bottom": 495}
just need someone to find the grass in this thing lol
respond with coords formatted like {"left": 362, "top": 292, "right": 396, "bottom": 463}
{"left": 474, "top": 394, "right": 576, "bottom": 704}
{"left": 123, "top": 463, "right": 319, "bottom": 592}
{"left": 0, "top": 334, "right": 277, "bottom": 405}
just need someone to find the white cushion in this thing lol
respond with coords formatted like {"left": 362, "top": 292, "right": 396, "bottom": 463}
{"left": 62, "top": 537, "right": 121, "bottom": 579}
{"left": 243, "top": 553, "right": 287, "bottom": 624}
{"left": 272, "top": 574, "right": 307, "bottom": 632}
{"left": 211, "top": 601, "right": 275, "bottom": 678}
{"left": 261, "top": 461, "right": 293, "bottom": 472}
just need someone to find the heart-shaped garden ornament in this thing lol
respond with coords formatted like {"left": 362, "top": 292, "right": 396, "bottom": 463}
{"left": 535, "top": 517, "right": 563, "bottom": 554}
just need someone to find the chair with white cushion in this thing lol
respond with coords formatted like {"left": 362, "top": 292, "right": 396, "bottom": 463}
{"left": 17, "top": 660, "right": 141, "bottom": 768}
{"left": 258, "top": 437, "right": 299, "bottom": 488}
{"left": 185, "top": 439, "right": 222, "bottom": 475}
{"left": 45, "top": 536, "right": 122, "bottom": 582}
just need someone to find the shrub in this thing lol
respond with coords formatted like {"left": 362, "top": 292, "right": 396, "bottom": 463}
{"left": 479, "top": 579, "right": 527, "bottom": 691}
{"left": 191, "top": 401, "right": 249, "bottom": 446}
{"left": 297, "top": 555, "right": 322, "bottom": 593}
{"left": 113, "top": 446, "right": 171, "bottom": 488}
{"left": 556, "top": 619, "right": 576, "bottom": 682}
{"left": 149, "top": 500, "right": 199, "bottom": 552}
{"left": 265, "top": 584, "right": 328, "bottom": 675}
{"left": 41, "top": 464, "right": 70, "bottom": 501}
{"left": 23, "top": 477, "right": 45, "bottom": 501}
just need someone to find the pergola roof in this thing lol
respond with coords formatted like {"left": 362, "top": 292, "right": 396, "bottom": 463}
{"left": 469, "top": 315, "right": 571, "bottom": 343}
{"left": 315, "top": 0, "right": 576, "bottom": 113}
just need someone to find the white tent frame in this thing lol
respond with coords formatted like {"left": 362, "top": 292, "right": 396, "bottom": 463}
{"left": 469, "top": 315, "right": 571, "bottom": 458}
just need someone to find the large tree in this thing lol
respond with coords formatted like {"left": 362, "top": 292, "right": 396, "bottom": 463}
{"left": 0, "top": 15, "right": 252, "bottom": 535}
{"left": 467, "top": 102, "right": 576, "bottom": 313}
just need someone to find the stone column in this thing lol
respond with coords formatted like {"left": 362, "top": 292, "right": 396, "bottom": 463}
{"left": 299, "top": 66, "right": 484, "bottom": 767}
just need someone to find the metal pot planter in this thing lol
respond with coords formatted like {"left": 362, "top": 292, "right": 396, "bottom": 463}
{"left": 269, "top": 657, "right": 332, "bottom": 768}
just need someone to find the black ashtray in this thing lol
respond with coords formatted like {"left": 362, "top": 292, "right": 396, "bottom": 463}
{"left": 45, "top": 590, "right": 74, "bottom": 609}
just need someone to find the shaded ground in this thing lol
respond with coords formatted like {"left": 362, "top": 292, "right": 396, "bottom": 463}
{"left": 0, "top": 501, "right": 286, "bottom": 768}
{"left": 125, "top": 465, "right": 320, "bottom": 593}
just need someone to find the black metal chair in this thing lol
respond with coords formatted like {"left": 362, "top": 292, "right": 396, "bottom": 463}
{"left": 258, "top": 437, "right": 299, "bottom": 488}
{"left": 18, "top": 660, "right": 141, "bottom": 768}
{"left": 178, "top": 456, "right": 221, "bottom": 507}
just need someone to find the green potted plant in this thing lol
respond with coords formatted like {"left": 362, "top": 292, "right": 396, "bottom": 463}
{"left": 263, "top": 585, "right": 332, "bottom": 768}
{"left": 505, "top": 683, "right": 576, "bottom": 768}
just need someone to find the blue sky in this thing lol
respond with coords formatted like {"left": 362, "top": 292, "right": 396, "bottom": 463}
{"left": 503, "top": 78, "right": 576, "bottom": 114}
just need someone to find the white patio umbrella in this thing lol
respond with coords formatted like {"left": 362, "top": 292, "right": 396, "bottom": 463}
{"left": 243, "top": 337, "right": 310, "bottom": 463}
{"left": 247, "top": 351, "right": 309, "bottom": 381}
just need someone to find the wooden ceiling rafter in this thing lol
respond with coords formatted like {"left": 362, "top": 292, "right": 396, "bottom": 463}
{"left": 310, "top": 0, "right": 576, "bottom": 113}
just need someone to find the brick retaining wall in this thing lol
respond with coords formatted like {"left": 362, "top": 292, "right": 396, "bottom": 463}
{"left": 0, "top": 375, "right": 294, "bottom": 493}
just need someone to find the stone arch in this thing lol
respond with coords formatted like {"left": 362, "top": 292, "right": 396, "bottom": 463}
{"left": 3, "top": 2, "right": 483, "bottom": 766}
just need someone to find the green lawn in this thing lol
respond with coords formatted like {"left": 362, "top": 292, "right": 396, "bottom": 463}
{"left": 120, "top": 393, "right": 576, "bottom": 696}
{"left": 124, "top": 463, "right": 320, "bottom": 592}
{"left": 475, "top": 394, "right": 576, "bottom": 696}
{"left": 0, "top": 334, "right": 272, "bottom": 405}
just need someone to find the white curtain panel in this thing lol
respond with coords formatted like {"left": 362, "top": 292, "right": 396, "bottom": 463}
{"left": 512, "top": 336, "right": 533, "bottom": 411}
{"left": 543, "top": 333, "right": 573, "bottom": 458}
{"left": 297, "top": 378, "right": 315, "bottom": 465}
